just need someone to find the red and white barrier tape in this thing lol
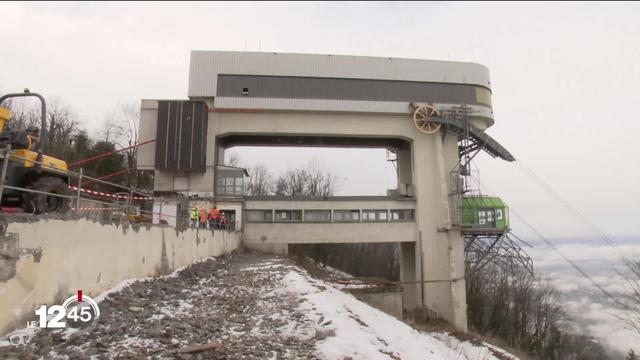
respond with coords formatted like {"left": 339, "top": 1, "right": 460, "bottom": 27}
{"left": 68, "top": 185, "right": 153, "bottom": 201}
{"left": 75, "top": 207, "right": 121, "bottom": 211}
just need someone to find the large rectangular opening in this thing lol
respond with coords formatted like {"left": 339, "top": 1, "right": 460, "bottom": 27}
{"left": 222, "top": 146, "right": 401, "bottom": 197}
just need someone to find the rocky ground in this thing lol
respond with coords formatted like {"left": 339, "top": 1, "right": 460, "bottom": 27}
{"left": 1, "top": 250, "right": 519, "bottom": 360}
{"left": 0, "top": 251, "right": 325, "bottom": 359}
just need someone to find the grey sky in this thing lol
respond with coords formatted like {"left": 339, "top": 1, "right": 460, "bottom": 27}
{"left": 1, "top": 2, "right": 640, "bottom": 239}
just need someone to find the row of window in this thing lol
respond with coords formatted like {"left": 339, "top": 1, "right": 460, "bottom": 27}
{"left": 246, "top": 209, "right": 414, "bottom": 223}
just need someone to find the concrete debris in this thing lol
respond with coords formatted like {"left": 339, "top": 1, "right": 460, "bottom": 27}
{"left": 177, "top": 342, "right": 223, "bottom": 354}
{"left": 0, "top": 252, "right": 318, "bottom": 359}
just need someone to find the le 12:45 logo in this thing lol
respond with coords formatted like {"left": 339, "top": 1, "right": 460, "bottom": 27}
{"left": 30, "top": 290, "right": 100, "bottom": 329}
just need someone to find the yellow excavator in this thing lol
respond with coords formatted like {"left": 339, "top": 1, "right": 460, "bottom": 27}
{"left": 0, "top": 90, "right": 70, "bottom": 214}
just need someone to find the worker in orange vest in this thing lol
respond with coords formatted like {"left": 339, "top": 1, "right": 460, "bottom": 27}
{"left": 198, "top": 207, "right": 208, "bottom": 228}
{"left": 208, "top": 206, "right": 220, "bottom": 229}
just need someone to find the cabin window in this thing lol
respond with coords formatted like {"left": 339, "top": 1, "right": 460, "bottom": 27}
{"left": 478, "top": 209, "right": 496, "bottom": 227}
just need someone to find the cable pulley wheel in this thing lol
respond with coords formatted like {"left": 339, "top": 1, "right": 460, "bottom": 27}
{"left": 413, "top": 105, "right": 442, "bottom": 134}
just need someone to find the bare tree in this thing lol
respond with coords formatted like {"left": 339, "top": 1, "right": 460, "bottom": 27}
{"left": 105, "top": 102, "right": 151, "bottom": 188}
{"left": 274, "top": 160, "right": 339, "bottom": 197}
{"left": 275, "top": 168, "right": 308, "bottom": 196}
{"left": 44, "top": 98, "right": 81, "bottom": 160}
{"left": 305, "top": 159, "right": 338, "bottom": 197}
{"left": 620, "top": 256, "right": 640, "bottom": 333}
{"left": 101, "top": 116, "right": 120, "bottom": 143}
{"left": 224, "top": 151, "right": 242, "bottom": 168}
{"left": 1, "top": 98, "right": 40, "bottom": 131}
{"left": 246, "top": 164, "right": 273, "bottom": 195}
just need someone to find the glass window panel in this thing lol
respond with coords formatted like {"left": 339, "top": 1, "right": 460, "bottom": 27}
{"left": 391, "top": 210, "right": 414, "bottom": 221}
{"left": 304, "top": 210, "right": 331, "bottom": 222}
{"left": 246, "top": 210, "right": 272, "bottom": 222}
{"left": 275, "top": 210, "right": 302, "bottom": 222}
{"left": 362, "top": 210, "right": 387, "bottom": 221}
{"left": 333, "top": 210, "right": 359, "bottom": 222}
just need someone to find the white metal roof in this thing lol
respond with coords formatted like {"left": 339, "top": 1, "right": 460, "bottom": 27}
{"left": 188, "top": 51, "right": 491, "bottom": 98}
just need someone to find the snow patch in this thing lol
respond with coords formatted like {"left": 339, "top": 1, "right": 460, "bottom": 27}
{"left": 275, "top": 268, "right": 520, "bottom": 360}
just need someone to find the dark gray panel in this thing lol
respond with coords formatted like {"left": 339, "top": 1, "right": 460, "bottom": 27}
{"left": 177, "top": 102, "right": 192, "bottom": 171}
{"left": 191, "top": 102, "right": 207, "bottom": 172}
{"left": 155, "top": 101, "right": 207, "bottom": 172}
{"left": 155, "top": 101, "right": 168, "bottom": 169}
{"left": 217, "top": 75, "right": 481, "bottom": 104}
{"left": 217, "top": 134, "right": 410, "bottom": 150}
{"left": 167, "top": 102, "right": 179, "bottom": 170}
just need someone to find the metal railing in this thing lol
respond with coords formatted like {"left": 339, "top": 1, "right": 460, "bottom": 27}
{"left": 0, "top": 146, "right": 156, "bottom": 218}
{"left": 0, "top": 148, "right": 241, "bottom": 232}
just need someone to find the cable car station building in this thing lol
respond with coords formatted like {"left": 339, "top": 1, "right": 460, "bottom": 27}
{"left": 137, "top": 51, "right": 514, "bottom": 331}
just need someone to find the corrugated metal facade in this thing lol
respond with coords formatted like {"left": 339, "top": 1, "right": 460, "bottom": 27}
{"left": 154, "top": 101, "right": 208, "bottom": 172}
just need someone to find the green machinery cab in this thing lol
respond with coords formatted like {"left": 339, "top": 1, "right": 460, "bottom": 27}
{"left": 460, "top": 196, "right": 509, "bottom": 234}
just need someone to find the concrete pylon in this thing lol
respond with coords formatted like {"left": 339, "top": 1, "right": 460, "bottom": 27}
{"left": 400, "top": 130, "right": 468, "bottom": 331}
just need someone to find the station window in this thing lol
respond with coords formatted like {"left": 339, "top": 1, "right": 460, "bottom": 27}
{"left": 333, "top": 210, "right": 360, "bottom": 222}
{"left": 362, "top": 210, "right": 388, "bottom": 222}
{"left": 390, "top": 209, "right": 414, "bottom": 221}
{"left": 304, "top": 210, "right": 331, "bottom": 222}
{"left": 275, "top": 210, "right": 302, "bottom": 222}
{"left": 216, "top": 176, "right": 245, "bottom": 196}
{"left": 246, "top": 210, "right": 273, "bottom": 223}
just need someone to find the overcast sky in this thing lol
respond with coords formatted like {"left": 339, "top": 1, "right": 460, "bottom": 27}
{"left": 1, "top": 1, "right": 640, "bottom": 240}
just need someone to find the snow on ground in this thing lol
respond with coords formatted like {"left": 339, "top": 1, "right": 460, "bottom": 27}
{"left": 1, "top": 251, "right": 519, "bottom": 359}
{"left": 271, "top": 267, "right": 518, "bottom": 360}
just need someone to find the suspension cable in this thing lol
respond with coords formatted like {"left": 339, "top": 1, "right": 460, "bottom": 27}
{"left": 514, "top": 161, "right": 632, "bottom": 263}
{"left": 475, "top": 162, "right": 632, "bottom": 311}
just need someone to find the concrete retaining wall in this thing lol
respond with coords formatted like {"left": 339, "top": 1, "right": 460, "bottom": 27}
{"left": 350, "top": 288, "right": 403, "bottom": 319}
{"left": 0, "top": 217, "right": 241, "bottom": 335}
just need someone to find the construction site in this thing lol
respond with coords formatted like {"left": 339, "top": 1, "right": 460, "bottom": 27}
{"left": 0, "top": 50, "right": 539, "bottom": 358}
{"left": 1, "top": 26, "right": 639, "bottom": 357}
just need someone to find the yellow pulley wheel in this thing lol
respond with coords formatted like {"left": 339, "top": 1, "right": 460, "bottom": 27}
{"left": 413, "top": 104, "right": 441, "bottom": 134}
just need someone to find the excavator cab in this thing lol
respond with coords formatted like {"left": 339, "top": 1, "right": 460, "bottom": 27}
{"left": 0, "top": 90, "right": 70, "bottom": 214}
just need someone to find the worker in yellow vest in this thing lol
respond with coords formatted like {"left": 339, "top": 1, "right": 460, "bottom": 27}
{"left": 190, "top": 206, "right": 198, "bottom": 228}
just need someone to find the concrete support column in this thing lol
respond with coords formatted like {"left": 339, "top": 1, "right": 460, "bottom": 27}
{"left": 447, "top": 229, "right": 467, "bottom": 331}
{"left": 411, "top": 132, "right": 468, "bottom": 331}
{"left": 400, "top": 242, "right": 420, "bottom": 309}
{"left": 396, "top": 147, "right": 413, "bottom": 194}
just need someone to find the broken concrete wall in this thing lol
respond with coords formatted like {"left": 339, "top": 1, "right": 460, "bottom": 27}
{"left": 0, "top": 217, "right": 241, "bottom": 335}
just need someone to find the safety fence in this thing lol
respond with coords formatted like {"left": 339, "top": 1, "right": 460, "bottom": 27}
{"left": 0, "top": 144, "right": 166, "bottom": 222}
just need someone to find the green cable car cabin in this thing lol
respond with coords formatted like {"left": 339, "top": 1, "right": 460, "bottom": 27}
{"left": 460, "top": 196, "right": 509, "bottom": 235}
